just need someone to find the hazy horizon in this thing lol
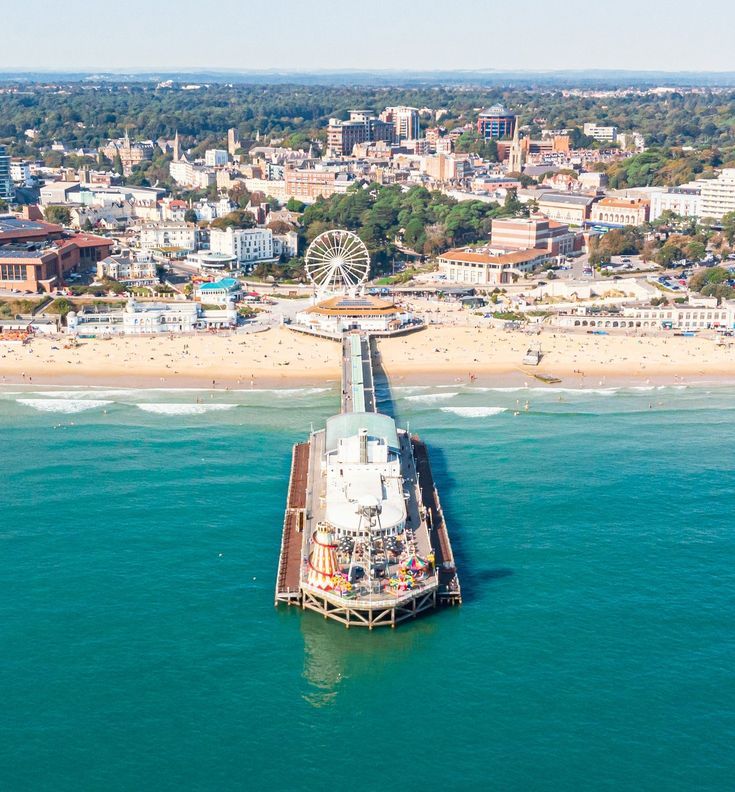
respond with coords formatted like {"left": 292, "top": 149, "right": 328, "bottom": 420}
{"left": 3, "top": 0, "right": 735, "bottom": 73}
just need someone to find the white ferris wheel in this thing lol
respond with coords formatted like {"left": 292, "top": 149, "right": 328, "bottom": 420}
{"left": 305, "top": 229, "right": 370, "bottom": 296}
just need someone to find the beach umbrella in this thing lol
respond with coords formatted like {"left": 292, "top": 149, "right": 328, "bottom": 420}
{"left": 307, "top": 522, "right": 339, "bottom": 590}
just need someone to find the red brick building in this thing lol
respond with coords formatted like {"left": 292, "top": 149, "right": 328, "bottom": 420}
{"left": 0, "top": 215, "right": 112, "bottom": 292}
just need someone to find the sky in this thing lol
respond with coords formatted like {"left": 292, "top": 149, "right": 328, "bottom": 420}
{"left": 3, "top": 0, "right": 734, "bottom": 73}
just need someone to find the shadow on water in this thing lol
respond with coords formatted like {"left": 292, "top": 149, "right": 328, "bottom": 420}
{"left": 372, "top": 339, "right": 514, "bottom": 603}
{"left": 369, "top": 341, "right": 396, "bottom": 419}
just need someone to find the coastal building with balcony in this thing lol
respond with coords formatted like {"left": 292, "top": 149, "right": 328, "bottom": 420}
{"left": 97, "top": 253, "right": 158, "bottom": 286}
{"left": 438, "top": 246, "right": 548, "bottom": 285}
{"left": 210, "top": 226, "right": 274, "bottom": 270}
{"left": 139, "top": 222, "right": 199, "bottom": 256}
{"left": 66, "top": 298, "right": 237, "bottom": 335}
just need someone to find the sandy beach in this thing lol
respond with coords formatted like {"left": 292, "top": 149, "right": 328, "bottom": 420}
{"left": 1, "top": 324, "right": 733, "bottom": 390}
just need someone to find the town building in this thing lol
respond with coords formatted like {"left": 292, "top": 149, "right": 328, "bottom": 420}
{"left": 186, "top": 250, "right": 238, "bottom": 273}
{"left": 204, "top": 149, "right": 229, "bottom": 167}
{"left": 0, "top": 215, "right": 64, "bottom": 244}
{"left": 139, "top": 222, "right": 199, "bottom": 256}
{"left": 272, "top": 230, "right": 299, "bottom": 259}
{"left": 9, "top": 159, "right": 32, "bottom": 185}
{"left": 583, "top": 123, "right": 618, "bottom": 143}
{"left": 169, "top": 158, "right": 216, "bottom": 190}
{"left": 537, "top": 192, "right": 596, "bottom": 226}
{"left": 294, "top": 294, "right": 416, "bottom": 337}
{"left": 554, "top": 302, "right": 735, "bottom": 331}
{"left": 477, "top": 105, "right": 516, "bottom": 140}
{"left": 284, "top": 166, "right": 354, "bottom": 200}
{"left": 490, "top": 217, "right": 577, "bottom": 256}
{"left": 194, "top": 277, "right": 242, "bottom": 305}
{"left": 0, "top": 246, "right": 74, "bottom": 292}
{"left": 209, "top": 226, "right": 274, "bottom": 269}
{"left": 97, "top": 253, "right": 158, "bottom": 286}
{"left": 0, "top": 215, "right": 112, "bottom": 291}
{"left": 698, "top": 169, "right": 735, "bottom": 220}
{"left": 66, "top": 298, "right": 237, "bottom": 335}
{"left": 326, "top": 111, "right": 395, "bottom": 156}
{"left": 0, "top": 145, "right": 13, "bottom": 201}
{"left": 100, "top": 132, "right": 155, "bottom": 175}
{"left": 649, "top": 185, "right": 702, "bottom": 221}
{"left": 438, "top": 246, "right": 548, "bottom": 285}
{"left": 497, "top": 134, "right": 570, "bottom": 162}
{"left": 381, "top": 107, "right": 420, "bottom": 141}
{"left": 589, "top": 197, "right": 650, "bottom": 227}
{"left": 422, "top": 153, "right": 471, "bottom": 182}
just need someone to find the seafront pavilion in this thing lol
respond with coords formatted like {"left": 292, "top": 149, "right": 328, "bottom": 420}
{"left": 275, "top": 332, "right": 460, "bottom": 628}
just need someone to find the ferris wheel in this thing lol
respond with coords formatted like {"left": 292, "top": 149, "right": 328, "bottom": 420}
{"left": 305, "top": 229, "right": 370, "bottom": 295}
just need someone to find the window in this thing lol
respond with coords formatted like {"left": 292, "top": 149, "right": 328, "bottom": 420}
{"left": 0, "top": 264, "right": 26, "bottom": 281}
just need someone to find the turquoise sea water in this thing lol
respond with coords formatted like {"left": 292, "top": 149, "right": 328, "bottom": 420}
{"left": 1, "top": 382, "right": 734, "bottom": 791}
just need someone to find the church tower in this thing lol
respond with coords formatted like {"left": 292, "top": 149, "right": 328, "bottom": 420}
{"left": 172, "top": 131, "right": 182, "bottom": 162}
{"left": 507, "top": 122, "right": 524, "bottom": 175}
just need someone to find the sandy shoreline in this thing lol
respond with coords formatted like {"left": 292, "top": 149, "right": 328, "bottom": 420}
{"left": 0, "top": 325, "right": 733, "bottom": 391}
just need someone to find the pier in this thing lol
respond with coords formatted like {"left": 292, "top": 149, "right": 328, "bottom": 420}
{"left": 275, "top": 332, "right": 461, "bottom": 627}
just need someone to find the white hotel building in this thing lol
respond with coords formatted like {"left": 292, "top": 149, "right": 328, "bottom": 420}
{"left": 139, "top": 222, "right": 199, "bottom": 255}
{"left": 210, "top": 227, "right": 274, "bottom": 270}
{"left": 699, "top": 169, "right": 735, "bottom": 221}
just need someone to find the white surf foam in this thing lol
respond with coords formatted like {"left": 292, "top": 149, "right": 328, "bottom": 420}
{"left": 17, "top": 398, "right": 112, "bottom": 414}
{"left": 135, "top": 403, "right": 238, "bottom": 416}
{"left": 404, "top": 392, "right": 459, "bottom": 403}
{"left": 35, "top": 389, "right": 135, "bottom": 399}
{"left": 440, "top": 406, "right": 507, "bottom": 418}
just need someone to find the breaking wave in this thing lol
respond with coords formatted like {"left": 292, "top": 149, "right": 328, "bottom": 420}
{"left": 404, "top": 392, "right": 459, "bottom": 403}
{"left": 440, "top": 406, "right": 508, "bottom": 418}
{"left": 16, "top": 398, "right": 112, "bottom": 414}
{"left": 135, "top": 403, "right": 238, "bottom": 416}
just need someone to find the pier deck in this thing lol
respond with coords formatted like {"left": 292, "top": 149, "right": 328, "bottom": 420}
{"left": 275, "top": 441, "right": 309, "bottom": 602}
{"left": 276, "top": 330, "right": 461, "bottom": 625}
{"left": 412, "top": 437, "right": 462, "bottom": 604}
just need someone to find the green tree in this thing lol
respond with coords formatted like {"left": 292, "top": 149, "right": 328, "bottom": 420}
{"left": 211, "top": 210, "right": 256, "bottom": 230}
{"left": 684, "top": 240, "right": 706, "bottom": 261}
{"left": 286, "top": 197, "right": 306, "bottom": 213}
{"left": 45, "top": 206, "right": 72, "bottom": 225}
{"left": 184, "top": 209, "right": 198, "bottom": 223}
{"left": 690, "top": 266, "right": 729, "bottom": 292}
{"left": 721, "top": 211, "right": 735, "bottom": 245}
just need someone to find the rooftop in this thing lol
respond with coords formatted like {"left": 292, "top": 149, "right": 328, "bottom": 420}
{"left": 199, "top": 277, "right": 240, "bottom": 291}
{"left": 440, "top": 247, "right": 545, "bottom": 265}
{"left": 538, "top": 192, "right": 596, "bottom": 206}
{"left": 307, "top": 294, "right": 399, "bottom": 316}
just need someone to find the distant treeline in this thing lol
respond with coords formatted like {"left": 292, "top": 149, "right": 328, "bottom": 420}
{"left": 1, "top": 83, "right": 735, "bottom": 154}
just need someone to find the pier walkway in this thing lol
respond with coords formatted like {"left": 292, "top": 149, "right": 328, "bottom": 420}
{"left": 341, "top": 333, "right": 376, "bottom": 414}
